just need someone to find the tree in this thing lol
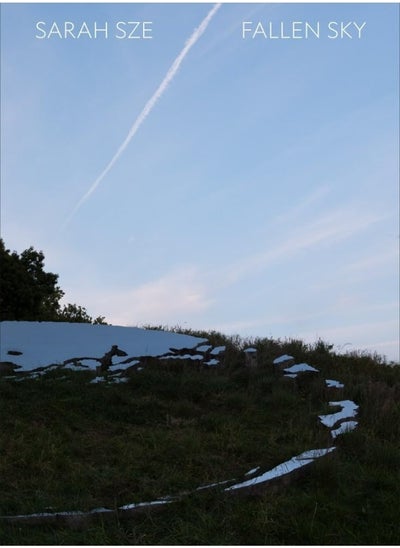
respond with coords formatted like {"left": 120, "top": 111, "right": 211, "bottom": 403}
{"left": 57, "top": 303, "right": 106, "bottom": 325}
{"left": 0, "top": 239, "right": 62, "bottom": 321}
{"left": 0, "top": 239, "right": 106, "bottom": 324}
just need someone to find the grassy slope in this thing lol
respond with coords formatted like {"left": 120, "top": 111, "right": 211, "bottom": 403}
{"left": 0, "top": 330, "right": 399, "bottom": 545}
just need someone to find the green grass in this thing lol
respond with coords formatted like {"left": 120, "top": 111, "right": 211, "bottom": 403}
{"left": 0, "top": 331, "right": 399, "bottom": 544}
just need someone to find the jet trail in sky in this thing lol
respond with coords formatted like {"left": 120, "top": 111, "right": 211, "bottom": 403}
{"left": 64, "top": 3, "right": 221, "bottom": 227}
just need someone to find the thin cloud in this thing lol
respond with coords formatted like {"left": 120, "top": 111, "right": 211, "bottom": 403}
{"left": 273, "top": 185, "right": 332, "bottom": 226}
{"left": 344, "top": 248, "right": 399, "bottom": 273}
{"left": 88, "top": 267, "right": 214, "bottom": 327}
{"left": 64, "top": 3, "right": 221, "bottom": 227}
{"left": 224, "top": 207, "right": 384, "bottom": 284}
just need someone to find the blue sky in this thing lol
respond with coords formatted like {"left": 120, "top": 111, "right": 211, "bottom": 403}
{"left": 1, "top": 3, "right": 399, "bottom": 361}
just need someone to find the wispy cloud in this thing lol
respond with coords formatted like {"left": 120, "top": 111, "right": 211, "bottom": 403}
{"left": 88, "top": 267, "right": 213, "bottom": 327}
{"left": 344, "top": 248, "right": 399, "bottom": 273}
{"left": 224, "top": 207, "right": 384, "bottom": 284}
{"left": 273, "top": 185, "right": 332, "bottom": 226}
{"left": 63, "top": 3, "right": 221, "bottom": 228}
{"left": 305, "top": 245, "right": 399, "bottom": 294}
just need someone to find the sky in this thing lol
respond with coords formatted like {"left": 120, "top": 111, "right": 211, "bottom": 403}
{"left": 1, "top": 2, "right": 399, "bottom": 362}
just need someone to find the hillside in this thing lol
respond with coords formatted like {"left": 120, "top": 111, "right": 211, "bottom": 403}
{"left": 0, "top": 321, "right": 399, "bottom": 544}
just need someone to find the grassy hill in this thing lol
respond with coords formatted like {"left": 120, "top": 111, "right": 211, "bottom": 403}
{"left": 0, "top": 326, "right": 399, "bottom": 544}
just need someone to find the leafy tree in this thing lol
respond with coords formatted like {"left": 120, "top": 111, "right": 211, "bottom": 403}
{"left": 57, "top": 303, "right": 106, "bottom": 325}
{"left": 0, "top": 239, "right": 60, "bottom": 321}
{"left": 0, "top": 239, "right": 106, "bottom": 324}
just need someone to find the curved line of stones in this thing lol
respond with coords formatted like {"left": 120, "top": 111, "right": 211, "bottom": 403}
{"left": 0, "top": 352, "right": 359, "bottom": 529}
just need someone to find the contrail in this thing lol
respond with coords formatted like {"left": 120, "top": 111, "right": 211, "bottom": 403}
{"left": 64, "top": 3, "right": 221, "bottom": 227}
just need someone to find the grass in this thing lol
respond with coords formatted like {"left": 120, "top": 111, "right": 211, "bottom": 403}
{"left": 0, "top": 330, "right": 399, "bottom": 544}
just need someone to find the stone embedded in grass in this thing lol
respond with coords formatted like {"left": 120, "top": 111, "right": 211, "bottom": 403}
{"left": 325, "top": 379, "right": 345, "bottom": 389}
{"left": 210, "top": 346, "right": 226, "bottom": 356}
{"left": 319, "top": 400, "right": 359, "bottom": 428}
{"left": 204, "top": 359, "right": 219, "bottom": 366}
{"left": 224, "top": 447, "right": 336, "bottom": 492}
{"left": 284, "top": 363, "right": 319, "bottom": 374}
{"left": 196, "top": 344, "right": 213, "bottom": 353}
{"left": 273, "top": 354, "right": 295, "bottom": 371}
{"left": 330, "top": 420, "right": 358, "bottom": 438}
{"left": 244, "top": 466, "right": 261, "bottom": 476}
{"left": 196, "top": 478, "right": 235, "bottom": 492}
{"left": 273, "top": 354, "right": 294, "bottom": 364}
{"left": 118, "top": 499, "right": 173, "bottom": 511}
{"left": 90, "top": 376, "right": 106, "bottom": 384}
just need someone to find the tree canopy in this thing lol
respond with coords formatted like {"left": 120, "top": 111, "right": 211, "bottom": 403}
{"left": 0, "top": 239, "right": 106, "bottom": 324}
